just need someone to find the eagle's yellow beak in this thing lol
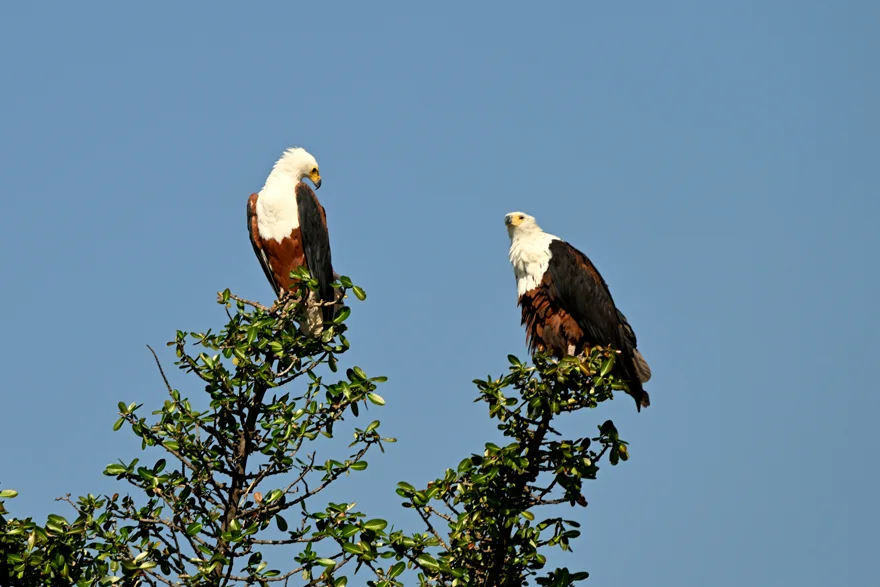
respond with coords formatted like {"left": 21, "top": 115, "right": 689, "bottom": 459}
{"left": 506, "top": 214, "right": 525, "bottom": 227}
{"left": 309, "top": 169, "right": 322, "bottom": 189}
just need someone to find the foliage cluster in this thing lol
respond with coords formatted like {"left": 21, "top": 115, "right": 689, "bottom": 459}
{"left": 1, "top": 274, "right": 635, "bottom": 587}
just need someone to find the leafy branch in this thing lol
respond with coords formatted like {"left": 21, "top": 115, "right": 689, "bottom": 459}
{"left": 386, "top": 350, "right": 633, "bottom": 587}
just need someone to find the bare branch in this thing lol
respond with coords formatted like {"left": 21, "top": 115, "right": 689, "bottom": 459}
{"left": 224, "top": 292, "right": 269, "bottom": 312}
{"left": 417, "top": 506, "right": 451, "bottom": 551}
{"left": 146, "top": 344, "right": 174, "bottom": 395}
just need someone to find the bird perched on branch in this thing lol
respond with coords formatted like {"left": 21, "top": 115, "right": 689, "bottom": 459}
{"left": 505, "top": 212, "right": 652, "bottom": 411}
{"left": 247, "top": 147, "right": 337, "bottom": 335}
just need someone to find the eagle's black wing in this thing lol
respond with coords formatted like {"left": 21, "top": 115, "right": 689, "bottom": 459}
{"left": 295, "top": 183, "right": 335, "bottom": 323}
{"left": 547, "top": 239, "right": 649, "bottom": 410}
{"left": 547, "top": 240, "right": 625, "bottom": 350}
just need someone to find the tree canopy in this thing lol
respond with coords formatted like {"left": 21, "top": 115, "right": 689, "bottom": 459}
{"left": 1, "top": 274, "right": 637, "bottom": 587}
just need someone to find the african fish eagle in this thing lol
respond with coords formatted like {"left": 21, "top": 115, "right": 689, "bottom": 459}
{"left": 505, "top": 212, "right": 652, "bottom": 411}
{"left": 247, "top": 147, "right": 336, "bottom": 334}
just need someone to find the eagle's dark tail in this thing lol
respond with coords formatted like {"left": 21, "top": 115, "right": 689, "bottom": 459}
{"left": 630, "top": 381, "right": 651, "bottom": 412}
{"left": 320, "top": 271, "right": 345, "bottom": 324}
{"left": 621, "top": 348, "right": 651, "bottom": 412}
{"left": 318, "top": 279, "right": 335, "bottom": 324}
{"left": 633, "top": 349, "right": 652, "bottom": 383}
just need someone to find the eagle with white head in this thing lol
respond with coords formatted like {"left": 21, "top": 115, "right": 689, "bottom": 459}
{"left": 247, "top": 147, "right": 336, "bottom": 334}
{"left": 505, "top": 211, "right": 652, "bottom": 411}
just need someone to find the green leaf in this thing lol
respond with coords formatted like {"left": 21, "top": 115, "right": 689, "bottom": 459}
{"left": 350, "top": 461, "right": 368, "bottom": 471}
{"left": 112, "top": 417, "right": 125, "bottom": 431}
{"left": 416, "top": 554, "right": 440, "bottom": 572}
{"left": 599, "top": 420, "right": 618, "bottom": 437}
{"left": 352, "top": 286, "right": 366, "bottom": 301}
{"left": 600, "top": 354, "right": 616, "bottom": 377}
{"left": 0, "top": 489, "right": 18, "bottom": 498}
{"left": 334, "top": 577, "right": 348, "bottom": 587}
{"left": 186, "top": 523, "right": 202, "bottom": 536}
{"left": 521, "top": 510, "right": 535, "bottom": 521}
{"left": 104, "top": 464, "right": 126, "bottom": 476}
{"left": 389, "top": 561, "right": 406, "bottom": 578}
{"left": 341, "top": 542, "right": 363, "bottom": 555}
{"left": 339, "top": 524, "right": 359, "bottom": 538}
{"left": 367, "top": 393, "right": 385, "bottom": 406}
{"left": 275, "top": 516, "right": 288, "bottom": 532}
{"left": 315, "top": 558, "right": 336, "bottom": 567}
{"left": 333, "top": 306, "right": 351, "bottom": 324}
{"left": 363, "top": 519, "right": 387, "bottom": 532}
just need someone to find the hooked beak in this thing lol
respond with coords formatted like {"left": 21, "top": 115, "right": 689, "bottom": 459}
{"left": 309, "top": 169, "right": 322, "bottom": 189}
{"left": 505, "top": 214, "right": 525, "bottom": 228}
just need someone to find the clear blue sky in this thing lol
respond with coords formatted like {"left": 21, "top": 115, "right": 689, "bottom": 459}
{"left": 1, "top": 2, "right": 878, "bottom": 585}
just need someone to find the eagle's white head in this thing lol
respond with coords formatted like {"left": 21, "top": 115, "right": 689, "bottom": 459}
{"left": 504, "top": 211, "right": 542, "bottom": 239}
{"left": 256, "top": 146, "right": 323, "bottom": 240}
{"left": 261, "top": 147, "right": 322, "bottom": 194}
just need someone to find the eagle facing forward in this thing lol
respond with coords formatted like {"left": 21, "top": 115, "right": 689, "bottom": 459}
{"left": 505, "top": 212, "right": 652, "bottom": 411}
{"left": 247, "top": 147, "right": 336, "bottom": 334}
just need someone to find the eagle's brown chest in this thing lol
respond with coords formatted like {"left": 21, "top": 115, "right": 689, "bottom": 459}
{"left": 261, "top": 227, "right": 307, "bottom": 292}
{"left": 518, "top": 288, "right": 586, "bottom": 358}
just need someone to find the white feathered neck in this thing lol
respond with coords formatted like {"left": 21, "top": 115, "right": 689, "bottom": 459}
{"left": 508, "top": 222, "right": 560, "bottom": 298}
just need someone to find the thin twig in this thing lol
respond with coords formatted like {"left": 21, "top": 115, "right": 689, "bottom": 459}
{"left": 225, "top": 292, "right": 269, "bottom": 311}
{"left": 146, "top": 344, "right": 173, "bottom": 394}
{"left": 424, "top": 505, "right": 455, "bottom": 524}
{"left": 417, "top": 506, "right": 451, "bottom": 551}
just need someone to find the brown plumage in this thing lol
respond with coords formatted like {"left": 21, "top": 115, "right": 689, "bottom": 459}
{"left": 246, "top": 184, "right": 329, "bottom": 297}
{"left": 519, "top": 271, "right": 586, "bottom": 358}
